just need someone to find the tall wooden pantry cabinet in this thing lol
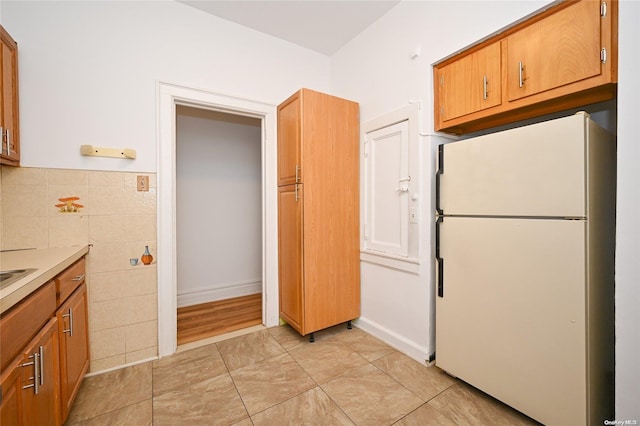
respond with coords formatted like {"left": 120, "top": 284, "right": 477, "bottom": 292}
{"left": 277, "top": 88, "right": 360, "bottom": 340}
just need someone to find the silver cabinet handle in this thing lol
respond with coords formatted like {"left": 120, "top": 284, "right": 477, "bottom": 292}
{"left": 518, "top": 61, "right": 524, "bottom": 88}
{"left": 0, "top": 126, "right": 4, "bottom": 155}
{"left": 295, "top": 164, "right": 300, "bottom": 183}
{"left": 63, "top": 308, "right": 74, "bottom": 337}
{"left": 295, "top": 184, "right": 300, "bottom": 201}
{"left": 21, "top": 351, "right": 40, "bottom": 394}
{"left": 483, "top": 75, "right": 488, "bottom": 100}
{"left": 5, "top": 129, "right": 10, "bottom": 154}
{"left": 72, "top": 274, "right": 85, "bottom": 282}
{"left": 39, "top": 346, "right": 45, "bottom": 386}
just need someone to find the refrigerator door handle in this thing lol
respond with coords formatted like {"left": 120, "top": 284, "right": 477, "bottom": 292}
{"left": 436, "top": 145, "right": 444, "bottom": 216}
{"left": 436, "top": 216, "right": 444, "bottom": 298}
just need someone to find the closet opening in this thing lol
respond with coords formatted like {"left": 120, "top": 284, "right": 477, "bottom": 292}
{"left": 175, "top": 106, "right": 262, "bottom": 345}
{"left": 157, "top": 82, "right": 279, "bottom": 359}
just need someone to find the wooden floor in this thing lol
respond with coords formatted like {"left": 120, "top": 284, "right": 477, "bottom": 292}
{"left": 177, "top": 293, "right": 262, "bottom": 346}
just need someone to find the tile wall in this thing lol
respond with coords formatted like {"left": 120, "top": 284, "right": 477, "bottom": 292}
{"left": 0, "top": 166, "right": 158, "bottom": 373}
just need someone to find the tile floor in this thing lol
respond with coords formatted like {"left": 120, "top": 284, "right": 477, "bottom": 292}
{"left": 65, "top": 324, "right": 540, "bottom": 425}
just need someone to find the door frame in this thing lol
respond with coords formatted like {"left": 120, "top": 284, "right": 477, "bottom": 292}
{"left": 157, "top": 82, "right": 279, "bottom": 358}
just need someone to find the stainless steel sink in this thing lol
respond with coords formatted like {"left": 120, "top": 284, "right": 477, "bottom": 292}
{"left": 0, "top": 268, "right": 37, "bottom": 290}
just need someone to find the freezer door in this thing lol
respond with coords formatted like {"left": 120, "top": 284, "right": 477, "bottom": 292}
{"left": 439, "top": 113, "right": 587, "bottom": 217}
{"left": 436, "top": 217, "right": 587, "bottom": 425}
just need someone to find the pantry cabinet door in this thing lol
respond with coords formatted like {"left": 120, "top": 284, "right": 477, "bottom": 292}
{"left": 277, "top": 92, "right": 301, "bottom": 186}
{"left": 278, "top": 184, "right": 304, "bottom": 333}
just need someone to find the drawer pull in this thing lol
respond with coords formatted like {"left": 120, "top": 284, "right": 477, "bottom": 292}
{"left": 71, "top": 274, "right": 85, "bottom": 282}
{"left": 62, "top": 308, "right": 74, "bottom": 337}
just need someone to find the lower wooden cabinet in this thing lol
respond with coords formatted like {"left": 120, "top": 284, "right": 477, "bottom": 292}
{"left": 0, "top": 256, "right": 89, "bottom": 425}
{"left": 20, "top": 318, "right": 60, "bottom": 426}
{"left": 1, "top": 355, "right": 22, "bottom": 426}
{"left": 57, "top": 283, "right": 89, "bottom": 423}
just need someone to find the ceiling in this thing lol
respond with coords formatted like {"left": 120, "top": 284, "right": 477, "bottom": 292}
{"left": 177, "top": 1, "right": 400, "bottom": 56}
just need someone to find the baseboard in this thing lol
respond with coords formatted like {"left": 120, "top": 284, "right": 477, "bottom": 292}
{"left": 177, "top": 279, "right": 261, "bottom": 307}
{"left": 354, "top": 316, "right": 433, "bottom": 365}
{"left": 86, "top": 356, "right": 158, "bottom": 377}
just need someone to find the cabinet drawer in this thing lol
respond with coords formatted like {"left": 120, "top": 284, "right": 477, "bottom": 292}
{"left": 56, "top": 257, "right": 85, "bottom": 304}
{"left": 0, "top": 281, "right": 56, "bottom": 371}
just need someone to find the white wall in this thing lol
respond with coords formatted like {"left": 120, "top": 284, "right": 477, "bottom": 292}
{"left": 615, "top": 1, "right": 640, "bottom": 420}
{"left": 175, "top": 107, "right": 261, "bottom": 307}
{"left": 1, "top": 0, "right": 331, "bottom": 172}
{"left": 330, "top": 0, "right": 547, "bottom": 363}
{"left": 333, "top": 0, "right": 640, "bottom": 418}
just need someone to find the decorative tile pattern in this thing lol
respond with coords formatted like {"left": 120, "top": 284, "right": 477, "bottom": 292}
{"left": 0, "top": 166, "right": 159, "bottom": 373}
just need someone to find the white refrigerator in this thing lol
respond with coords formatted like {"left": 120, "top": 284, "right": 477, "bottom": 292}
{"left": 435, "top": 112, "right": 615, "bottom": 426}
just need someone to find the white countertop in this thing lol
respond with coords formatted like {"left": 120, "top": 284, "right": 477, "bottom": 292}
{"left": 0, "top": 245, "right": 90, "bottom": 314}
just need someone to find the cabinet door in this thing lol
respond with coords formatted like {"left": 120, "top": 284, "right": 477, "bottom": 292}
{"left": 20, "top": 318, "right": 60, "bottom": 426}
{"left": 278, "top": 184, "right": 304, "bottom": 333}
{"left": 0, "top": 26, "right": 19, "bottom": 165}
{"left": 1, "top": 356, "right": 23, "bottom": 426}
{"left": 277, "top": 92, "right": 301, "bottom": 186}
{"left": 506, "top": 0, "right": 603, "bottom": 102}
{"left": 57, "top": 283, "right": 89, "bottom": 423}
{"left": 436, "top": 41, "right": 501, "bottom": 123}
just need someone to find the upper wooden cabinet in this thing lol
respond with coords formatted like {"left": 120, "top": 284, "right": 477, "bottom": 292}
{"left": 437, "top": 41, "right": 502, "bottom": 122}
{"left": 434, "top": 0, "right": 618, "bottom": 135}
{"left": 0, "top": 25, "right": 19, "bottom": 166}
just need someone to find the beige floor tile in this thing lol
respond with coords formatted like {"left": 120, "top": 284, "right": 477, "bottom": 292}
{"left": 374, "top": 352, "right": 456, "bottom": 401}
{"left": 289, "top": 340, "right": 369, "bottom": 384}
{"left": 322, "top": 363, "right": 423, "bottom": 426}
{"left": 268, "top": 324, "right": 309, "bottom": 351}
{"left": 153, "top": 373, "right": 248, "bottom": 426}
{"left": 66, "top": 363, "right": 152, "bottom": 424}
{"left": 428, "top": 382, "right": 541, "bottom": 426}
{"left": 68, "top": 399, "right": 152, "bottom": 426}
{"left": 394, "top": 403, "right": 457, "bottom": 426}
{"left": 332, "top": 327, "right": 396, "bottom": 361}
{"left": 231, "top": 419, "right": 254, "bottom": 426}
{"left": 152, "top": 343, "right": 227, "bottom": 396}
{"left": 251, "top": 387, "right": 355, "bottom": 426}
{"left": 230, "top": 353, "right": 316, "bottom": 415}
{"left": 216, "top": 329, "right": 286, "bottom": 371}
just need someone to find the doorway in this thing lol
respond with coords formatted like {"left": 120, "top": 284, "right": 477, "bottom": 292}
{"left": 157, "top": 82, "right": 279, "bottom": 358}
{"left": 175, "top": 106, "right": 262, "bottom": 345}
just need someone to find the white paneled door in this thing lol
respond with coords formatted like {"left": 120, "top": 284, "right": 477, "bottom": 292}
{"left": 363, "top": 120, "right": 409, "bottom": 257}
